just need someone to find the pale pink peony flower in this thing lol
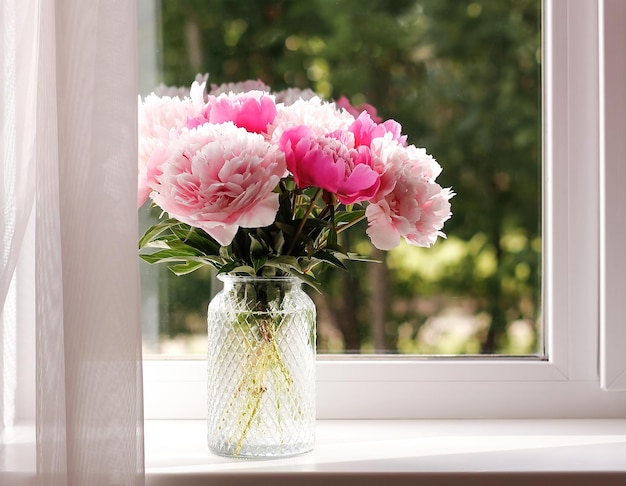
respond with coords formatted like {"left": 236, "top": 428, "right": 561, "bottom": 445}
{"left": 209, "top": 79, "right": 271, "bottom": 96}
{"left": 152, "top": 84, "right": 191, "bottom": 99}
{"left": 279, "top": 125, "right": 380, "bottom": 204}
{"left": 138, "top": 91, "right": 202, "bottom": 207}
{"left": 152, "top": 74, "right": 209, "bottom": 98}
{"left": 139, "top": 78, "right": 453, "bottom": 256}
{"left": 365, "top": 138, "right": 453, "bottom": 250}
{"left": 188, "top": 80, "right": 209, "bottom": 107}
{"left": 269, "top": 96, "right": 355, "bottom": 144}
{"left": 147, "top": 123, "right": 286, "bottom": 246}
{"left": 273, "top": 88, "right": 318, "bottom": 105}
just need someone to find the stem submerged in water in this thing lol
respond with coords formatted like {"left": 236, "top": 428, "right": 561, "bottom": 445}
{"left": 224, "top": 314, "right": 302, "bottom": 455}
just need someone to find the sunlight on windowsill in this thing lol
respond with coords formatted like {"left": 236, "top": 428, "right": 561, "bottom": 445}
{"left": 3, "top": 419, "right": 626, "bottom": 485}
{"left": 143, "top": 419, "right": 626, "bottom": 485}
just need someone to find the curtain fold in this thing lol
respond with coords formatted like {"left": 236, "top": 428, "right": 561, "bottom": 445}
{"left": 2, "top": 0, "right": 145, "bottom": 484}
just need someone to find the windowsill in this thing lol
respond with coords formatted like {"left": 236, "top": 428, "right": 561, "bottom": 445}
{"left": 3, "top": 419, "right": 625, "bottom": 484}
{"left": 144, "top": 419, "right": 626, "bottom": 485}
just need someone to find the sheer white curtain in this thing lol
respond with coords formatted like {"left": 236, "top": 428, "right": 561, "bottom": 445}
{"left": 1, "top": 1, "right": 144, "bottom": 485}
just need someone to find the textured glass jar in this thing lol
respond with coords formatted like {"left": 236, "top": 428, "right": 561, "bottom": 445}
{"left": 207, "top": 275, "right": 316, "bottom": 458}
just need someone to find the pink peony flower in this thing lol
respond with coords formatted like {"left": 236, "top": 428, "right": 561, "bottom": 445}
{"left": 138, "top": 77, "right": 453, "bottom": 289}
{"left": 365, "top": 138, "right": 453, "bottom": 250}
{"left": 203, "top": 91, "right": 278, "bottom": 134}
{"left": 336, "top": 96, "right": 383, "bottom": 123}
{"left": 279, "top": 125, "right": 380, "bottom": 204}
{"left": 349, "top": 111, "right": 407, "bottom": 148}
{"left": 147, "top": 123, "right": 286, "bottom": 246}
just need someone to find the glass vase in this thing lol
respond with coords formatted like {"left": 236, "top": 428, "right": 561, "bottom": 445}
{"left": 207, "top": 275, "right": 316, "bottom": 458}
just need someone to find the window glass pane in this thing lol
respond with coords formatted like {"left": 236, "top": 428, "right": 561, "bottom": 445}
{"left": 138, "top": 0, "right": 542, "bottom": 356}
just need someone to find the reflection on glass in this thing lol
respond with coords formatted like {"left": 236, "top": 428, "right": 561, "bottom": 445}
{"left": 138, "top": 0, "right": 542, "bottom": 356}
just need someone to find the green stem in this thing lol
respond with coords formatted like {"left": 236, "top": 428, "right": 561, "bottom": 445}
{"left": 286, "top": 188, "right": 323, "bottom": 255}
{"left": 337, "top": 212, "right": 367, "bottom": 234}
{"left": 317, "top": 212, "right": 367, "bottom": 249}
{"left": 317, "top": 199, "right": 337, "bottom": 220}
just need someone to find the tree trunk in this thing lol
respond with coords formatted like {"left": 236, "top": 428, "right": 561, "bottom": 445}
{"left": 482, "top": 190, "right": 505, "bottom": 354}
{"left": 368, "top": 249, "right": 388, "bottom": 352}
{"left": 336, "top": 272, "right": 362, "bottom": 352}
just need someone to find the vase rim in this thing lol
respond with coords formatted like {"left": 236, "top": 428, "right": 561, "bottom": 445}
{"left": 217, "top": 274, "right": 301, "bottom": 284}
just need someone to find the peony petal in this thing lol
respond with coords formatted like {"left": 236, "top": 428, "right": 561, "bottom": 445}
{"left": 365, "top": 203, "right": 401, "bottom": 250}
{"left": 202, "top": 223, "right": 239, "bottom": 246}
{"left": 237, "top": 96, "right": 277, "bottom": 133}
{"left": 299, "top": 149, "right": 343, "bottom": 192}
{"left": 236, "top": 192, "right": 280, "bottom": 229}
{"left": 137, "top": 180, "right": 151, "bottom": 208}
{"left": 337, "top": 162, "right": 380, "bottom": 204}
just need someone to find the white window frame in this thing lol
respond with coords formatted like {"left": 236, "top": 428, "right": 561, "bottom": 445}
{"left": 143, "top": 0, "right": 626, "bottom": 419}
{"left": 599, "top": 0, "right": 626, "bottom": 391}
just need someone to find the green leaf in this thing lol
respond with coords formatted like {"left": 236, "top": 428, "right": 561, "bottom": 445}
{"left": 249, "top": 234, "right": 266, "bottom": 257}
{"left": 334, "top": 209, "right": 366, "bottom": 225}
{"left": 249, "top": 234, "right": 268, "bottom": 272}
{"left": 344, "top": 252, "right": 381, "bottom": 264}
{"left": 328, "top": 204, "right": 337, "bottom": 246}
{"left": 268, "top": 255, "right": 301, "bottom": 268}
{"left": 263, "top": 261, "right": 324, "bottom": 293}
{"left": 274, "top": 221, "right": 297, "bottom": 235}
{"left": 273, "top": 230, "right": 285, "bottom": 255}
{"left": 301, "top": 218, "right": 331, "bottom": 229}
{"left": 138, "top": 219, "right": 185, "bottom": 249}
{"left": 140, "top": 252, "right": 226, "bottom": 268}
{"left": 218, "top": 264, "right": 256, "bottom": 275}
{"left": 312, "top": 250, "right": 347, "bottom": 270}
{"left": 168, "top": 260, "right": 206, "bottom": 276}
{"left": 327, "top": 228, "right": 338, "bottom": 247}
{"left": 139, "top": 247, "right": 198, "bottom": 263}
{"left": 219, "top": 246, "right": 233, "bottom": 259}
{"left": 142, "top": 239, "right": 175, "bottom": 250}
{"left": 322, "top": 242, "right": 349, "bottom": 255}
{"left": 170, "top": 226, "right": 221, "bottom": 255}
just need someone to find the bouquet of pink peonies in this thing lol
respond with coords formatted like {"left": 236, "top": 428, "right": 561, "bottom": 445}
{"left": 138, "top": 77, "right": 453, "bottom": 291}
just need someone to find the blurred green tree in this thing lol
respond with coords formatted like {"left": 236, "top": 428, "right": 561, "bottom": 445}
{"left": 140, "top": 0, "right": 541, "bottom": 355}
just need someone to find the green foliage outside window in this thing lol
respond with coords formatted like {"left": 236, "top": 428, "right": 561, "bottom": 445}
{"left": 139, "top": 0, "right": 541, "bottom": 355}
